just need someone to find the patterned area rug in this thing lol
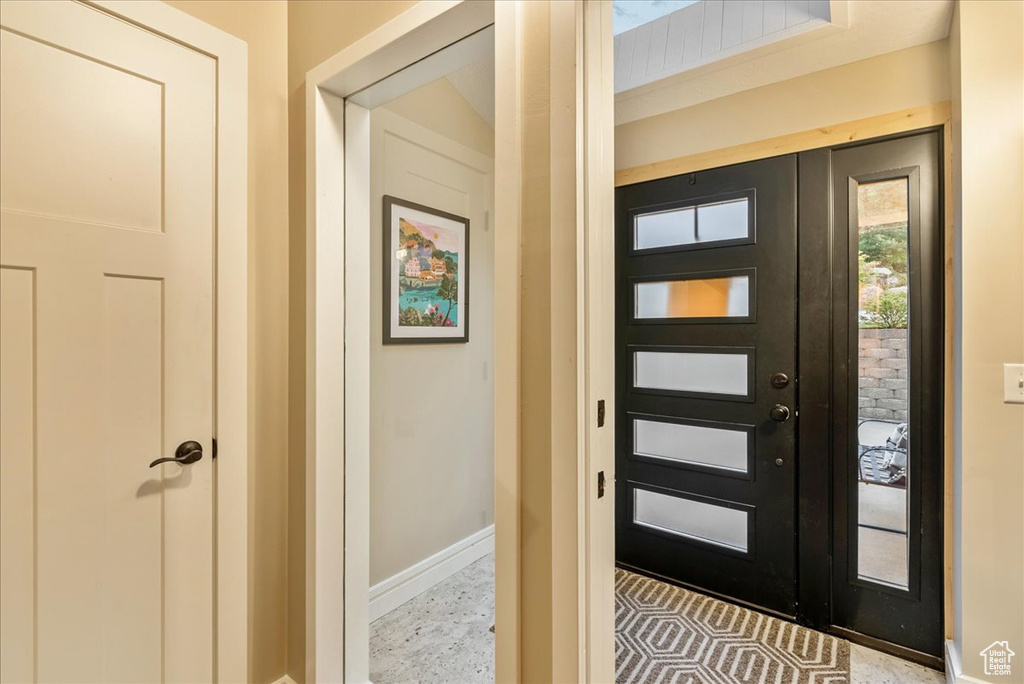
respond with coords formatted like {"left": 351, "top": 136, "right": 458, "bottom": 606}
{"left": 616, "top": 569, "right": 850, "bottom": 684}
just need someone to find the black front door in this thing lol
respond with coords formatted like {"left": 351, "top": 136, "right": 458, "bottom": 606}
{"left": 615, "top": 155, "right": 799, "bottom": 617}
{"left": 615, "top": 130, "right": 945, "bottom": 664}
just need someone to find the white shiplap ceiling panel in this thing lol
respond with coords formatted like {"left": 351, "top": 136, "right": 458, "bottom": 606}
{"left": 615, "top": 0, "right": 955, "bottom": 125}
{"left": 615, "top": 0, "right": 832, "bottom": 94}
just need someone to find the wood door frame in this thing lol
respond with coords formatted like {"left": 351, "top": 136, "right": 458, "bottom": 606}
{"left": 615, "top": 104, "right": 955, "bottom": 659}
{"left": 79, "top": 2, "right": 250, "bottom": 680}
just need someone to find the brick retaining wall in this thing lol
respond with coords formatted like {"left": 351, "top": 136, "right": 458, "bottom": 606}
{"left": 858, "top": 328, "right": 908, "bottom": 423}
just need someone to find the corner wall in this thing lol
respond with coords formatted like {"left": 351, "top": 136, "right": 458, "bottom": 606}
{"left": 949, "top": 2, "right": 1024, "bottom": 681}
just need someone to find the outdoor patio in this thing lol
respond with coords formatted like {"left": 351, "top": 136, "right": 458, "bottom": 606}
{"left": 858, "top": 418, "right": 909, "bottom": 589}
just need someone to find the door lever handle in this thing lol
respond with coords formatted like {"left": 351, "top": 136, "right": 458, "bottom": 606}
{"left": 149, "top": 440, "right": 203, "bottom": 468}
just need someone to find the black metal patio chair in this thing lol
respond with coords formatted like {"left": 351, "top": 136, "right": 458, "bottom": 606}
{"left": 858, "top": 420, "right": 908, "bottom": 487}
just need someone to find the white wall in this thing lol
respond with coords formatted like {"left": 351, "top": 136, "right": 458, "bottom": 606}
{"left": 369, "top": 91, "right": 495, "bottom": 586}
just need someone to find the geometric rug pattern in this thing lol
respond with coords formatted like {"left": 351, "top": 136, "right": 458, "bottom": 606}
{"left": 616, "top": 569, "right": 850, "bottom": 684}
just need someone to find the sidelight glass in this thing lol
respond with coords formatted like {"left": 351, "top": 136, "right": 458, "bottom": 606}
{"left": 854, "top": 177, "right": 910, "bottom": 589}
{"left": 634, "top": 418, "right": 748, "bottom": 473}
{"left": 633, "top": 488, "right": 749, "bottom": 553}
{"left": 634, "top": 197, "right": 749, "bottom": 250}
{"left": 633, "top": 350, "right": 748, "bottom": 396}
{"left": 635, "top": 275, "right": 750, "bottom": 319}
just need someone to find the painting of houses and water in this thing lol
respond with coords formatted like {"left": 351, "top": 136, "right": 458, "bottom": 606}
{"left": 383, "top": 196, "right": 469, "bottom": 344}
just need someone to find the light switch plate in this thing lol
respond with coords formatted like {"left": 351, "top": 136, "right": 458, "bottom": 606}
{"left": 1005, "top": 364, "right": 1024, "bottom": 404}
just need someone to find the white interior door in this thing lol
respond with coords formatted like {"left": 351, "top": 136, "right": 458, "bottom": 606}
{"left": 0, "top": 1, "right": 216, "bottom": 681}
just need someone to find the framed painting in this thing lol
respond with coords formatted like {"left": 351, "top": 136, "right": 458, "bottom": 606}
{"left": 383, "top": 195, "right": 470, "bottom": 344}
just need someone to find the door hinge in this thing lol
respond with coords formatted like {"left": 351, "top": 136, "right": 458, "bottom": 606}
{"left": 212, "top": 437, "right": 218, "bottom": 459}
{"left": 597, "top": 399, "right": 605, "bottom": 427}
{"left": 597, "top": 471, "right": 606, "bottom": 499}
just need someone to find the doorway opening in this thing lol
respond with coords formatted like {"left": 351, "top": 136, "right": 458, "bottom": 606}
{"left": 348, "top": 28, "right": 497, "bottom": 684}
{"left": 614, "top": 129, "right": 945, "bottom": 672}
{"left": 303, "top": 2, "right": 518, "bottom": 681}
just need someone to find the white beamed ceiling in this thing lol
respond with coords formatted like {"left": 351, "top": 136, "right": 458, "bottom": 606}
{"left": 615, "top": 0, "right": 954, "bottom": 125}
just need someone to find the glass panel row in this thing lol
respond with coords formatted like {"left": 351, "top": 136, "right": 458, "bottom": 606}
{"left": 634, "top": 197, "right": 750, "bottom": 250}
{"left": 633, "top": 487, "right": 749, "bottom": 553}
{"left": 633, "top": 349, "right": 749, "bottom": 397}
{"left": 633, "top": 417, "right": 749, "bottom": 474}
{"left": 635, "top": 274, "right": 750, "bottom": 320}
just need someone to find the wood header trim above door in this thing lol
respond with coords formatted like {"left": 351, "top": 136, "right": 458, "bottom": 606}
{"left": 614, "top": 102, "right": 952, "bottom": 187}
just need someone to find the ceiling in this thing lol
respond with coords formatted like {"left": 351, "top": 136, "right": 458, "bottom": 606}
{"left": 613, "top": 0, "right": 702, "bottom": 35}
{"left": 614, "top": 0, "right": 833, "bottom": 94}
{"left": 615, "top": 0, "right": 955, "bottom": 125}
{"left": 370, "top": 0, "right": 954, "bottom": 134}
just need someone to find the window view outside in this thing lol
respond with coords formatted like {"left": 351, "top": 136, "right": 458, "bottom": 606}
{"left": 855, "top": 178, "right": 910, "bottom": 589}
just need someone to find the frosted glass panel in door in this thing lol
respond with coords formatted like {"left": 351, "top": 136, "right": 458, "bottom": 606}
{"left": 696, "top": 199, "right": 749, "bottom": 242}
{"left": 633, "top": 488, "right": 749, "bottom": 553}
{"left": 633, "top": 350, "right": 748, "bottom": 396}
{"left": 633, "top": 197, "right": 749, "bottom": 250}
{"left": 634, "top": 418, "right": 748, "bottom": 473}
{"left": 634, "top": 206, "right": 695, "bottom": 250}
{"left": 635, "top": 275, "right": 749, "bottom": 319}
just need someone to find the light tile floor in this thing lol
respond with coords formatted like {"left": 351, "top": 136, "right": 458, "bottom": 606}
{"left": 369, "top": 552, "right": 944, "bottom": 684}
{"left": 370, "top": 554, "right": 495, "bottom": 684}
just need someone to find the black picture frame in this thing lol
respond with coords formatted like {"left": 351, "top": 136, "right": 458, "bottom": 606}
{"left": 382, "top": 195, "right": 470, "bottom": 345}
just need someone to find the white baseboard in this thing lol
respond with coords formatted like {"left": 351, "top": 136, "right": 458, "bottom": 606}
{"left": 946, "top": 639, "right": 992, "bottom": 684}
{"left": 368, "top": 524, "right": 494, "bottom": 623}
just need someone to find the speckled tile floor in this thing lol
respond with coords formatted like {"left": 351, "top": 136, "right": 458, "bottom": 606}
{"left": 850, "top": 643, "right": 945, "bottom": 684}
{"left": 368, "top": 552, "right": 945, "bottom": 684}
{"left": 370, "top": 554, "right": 494, "bottom": 684}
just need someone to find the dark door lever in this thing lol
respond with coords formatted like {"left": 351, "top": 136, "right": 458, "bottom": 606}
{"left": 149, "top": 440, "right": 203, "bottom": 468}
{"left": 770, "top": 404, "right": 791, "bottom": 422}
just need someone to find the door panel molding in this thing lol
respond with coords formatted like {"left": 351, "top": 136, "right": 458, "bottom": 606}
{"left": 0, "top": 1, "right": 249, "bottom": 679}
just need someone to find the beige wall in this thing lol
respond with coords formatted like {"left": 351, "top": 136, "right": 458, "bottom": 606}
{"left": 949, "top": 1, "right": 1024, "bottom": 681}
{"left": 382, "top": 78, "right": 496, "bottom": 159}
{"left": 615, "top": 40, "right": 951, "bottom": 171}
{"left": 369, "top": 95, "right": 495, "bottom": 585}
{"left": 162, "top": 3, "right": 290, "bottom": 683}
{"left": 286, "top": 2, "right": 417, "bottom": 680}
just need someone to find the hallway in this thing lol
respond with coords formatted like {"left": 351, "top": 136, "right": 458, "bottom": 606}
{"left": 368, "top": 554, "right": 944, "bottom": 684}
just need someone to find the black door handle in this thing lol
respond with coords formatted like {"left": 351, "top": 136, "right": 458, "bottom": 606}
{"left": 149, "top": 440, "right": 203, "bottom": 468}
{"left": 770, "top": 404, "right": 791, "bottom": 422}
